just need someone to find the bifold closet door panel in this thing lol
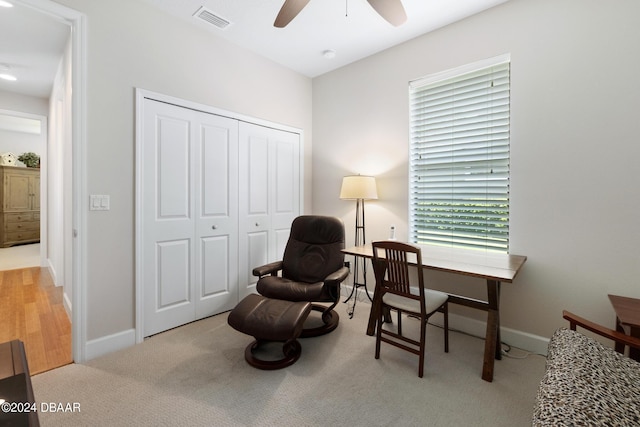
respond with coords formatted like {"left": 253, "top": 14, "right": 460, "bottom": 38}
{"left": 141, "top": 99, "right": 238, "bottom": 336}
{"left": 142, "top": 101, "right": 195, "bottom": 337}
{"left": 238, "top": 122, "right": 300, "bottom": 299}
{"left": 193, "top": 113, "right": 239, "bottom": 319}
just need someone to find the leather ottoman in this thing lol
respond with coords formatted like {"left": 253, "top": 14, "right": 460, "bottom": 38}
{"left": 228, "top": 294, "right": 312, "bottom": 369}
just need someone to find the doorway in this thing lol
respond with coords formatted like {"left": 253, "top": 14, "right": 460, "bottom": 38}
{"left": 0, "top": 111, "right": 46, "bottom": 262}
{"left": 4, "top": 0, "right": 88, "bottom": 365}
{"left": 0, "top": 106, "right": 68, "bottom": 372}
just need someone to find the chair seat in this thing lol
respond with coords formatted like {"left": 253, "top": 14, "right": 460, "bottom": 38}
{"left": 382, "top": 288, "right": 448, "bottom": 315}
{"left": 257, "top": 276, "right": 326, "bottom": 301}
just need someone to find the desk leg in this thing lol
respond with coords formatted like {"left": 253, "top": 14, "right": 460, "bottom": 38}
{"left": 630, "top": 326, "right": 640, "bottom": 362}
{"left": 366, "top": 260, "right": 387, "bottom": 336}
{"left": 614, "top": 317, "right": 625, "bottom": 354}
{"left": 366, "top": 290, "right": 379, "bottom": 336}
{"left": 482, "top": 280, "right": 501, "bottom": 382}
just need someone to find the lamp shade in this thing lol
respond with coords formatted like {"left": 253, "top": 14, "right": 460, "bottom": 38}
{"left": 340, "top": 175, "right": 378, "bottom": 200}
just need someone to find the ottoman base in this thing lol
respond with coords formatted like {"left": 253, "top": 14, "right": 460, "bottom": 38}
{"left": 228, "top": 294, "right": 312, "bottom": 370}
{"left": 244, "top": 338, "right": 302, "bottom": 370}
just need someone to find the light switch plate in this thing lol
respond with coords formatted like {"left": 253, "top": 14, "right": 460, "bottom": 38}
{"left": 90, "top": 195, "right": 110, "bottom": 211}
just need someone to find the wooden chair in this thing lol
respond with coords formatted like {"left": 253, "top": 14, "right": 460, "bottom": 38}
{"left": 372, "top": 241, "right": 449, "bottom": 377}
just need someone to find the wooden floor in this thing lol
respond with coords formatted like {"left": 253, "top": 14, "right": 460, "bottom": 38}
{"left": 0, "top": 267, "right": 72, "bottom": 374}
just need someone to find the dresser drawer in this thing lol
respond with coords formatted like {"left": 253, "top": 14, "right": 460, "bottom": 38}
{"left": 4, "top": 212, "right": 35, "bottom": 222}
{"left": 5, "top": 230, "right": 40, "bottom": 243}
{"left": 5, "top": 221, "right": 39, "bottom": 232}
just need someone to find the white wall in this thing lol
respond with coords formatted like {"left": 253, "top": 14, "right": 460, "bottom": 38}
{"left": 0, "top": 92, "right": 48, "bottom": 162}
{"left": 0, "top": 126, "right": 43, "bottom": 162}
{"left": 48, "top": 35, "right": 73, "bottom": 311}
{"left": 312, "top": 0, "right": 640, "bottom": 344}
{"left": 53, "top": 0, "right": 313, "bottom": 345}
{"left": 0, "top": 91, "right": 48, "bottom": 116}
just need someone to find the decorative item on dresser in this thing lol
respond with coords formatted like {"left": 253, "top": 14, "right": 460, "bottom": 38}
{"left": 0, "top": 152, "right": 17, "bottom": 166}
{"left": 17, "top": 152, "right": 40, "bottom": 168}
{"left": 0, "top": 165, "right": 40, "bottom": 247}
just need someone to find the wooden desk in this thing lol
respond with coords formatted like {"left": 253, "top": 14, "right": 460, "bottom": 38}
{"left": 342, "top": 244, "right": 527, "bottom": 382}
{"left": 608, "top": 294, "right": 640, "bottom": 361}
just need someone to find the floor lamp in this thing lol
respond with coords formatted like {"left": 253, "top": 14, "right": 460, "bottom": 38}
{"left": 340, "top": 175, "right": 378, "bottom": 318}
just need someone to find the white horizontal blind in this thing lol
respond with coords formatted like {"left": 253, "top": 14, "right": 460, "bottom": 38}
{"left": 409, "top": 60, "right": 510, "bottom": 252}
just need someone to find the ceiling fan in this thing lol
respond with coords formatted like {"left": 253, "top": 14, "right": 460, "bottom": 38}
{"left": 274, "top": 0, "right": 407, "bottom": 28}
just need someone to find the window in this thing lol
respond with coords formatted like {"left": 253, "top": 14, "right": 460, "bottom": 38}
{"left": 409, "top": 56, "right": 510, "bottom": 252}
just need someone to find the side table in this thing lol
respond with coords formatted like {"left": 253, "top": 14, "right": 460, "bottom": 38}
{"left": 608, "top": 294, "right": 640, "bottom": 362}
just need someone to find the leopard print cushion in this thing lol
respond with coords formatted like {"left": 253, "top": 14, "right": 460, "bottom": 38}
{"left": 532, "top": 328, "right": 640, "bottom": 426}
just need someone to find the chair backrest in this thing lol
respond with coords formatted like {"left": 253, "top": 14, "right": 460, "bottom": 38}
{"left": 282, "top": 216, "right": 345, "bottom": 283}
{"left": 372, "top": 241, "right": 425, "bottom": 303}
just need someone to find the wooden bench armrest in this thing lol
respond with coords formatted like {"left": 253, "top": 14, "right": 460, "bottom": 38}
{"left": 563, "top": 310, "right": 640, "bottom": 350}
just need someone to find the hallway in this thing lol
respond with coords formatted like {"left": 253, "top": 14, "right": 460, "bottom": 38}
{"left": 0, "top": 242, "right": 40, "bottom": 271}
{"left": 0, "top": 265, "right": 72, "bottom": 374}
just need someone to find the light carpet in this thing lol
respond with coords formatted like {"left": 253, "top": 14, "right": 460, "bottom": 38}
{"left": 32, "top": 304, "right": 546, "bottom": 426}
{"left": 0, "top": 243, "right": 40, "bottom": 271}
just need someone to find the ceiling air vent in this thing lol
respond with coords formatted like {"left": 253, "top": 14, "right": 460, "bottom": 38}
{"left": 193, "top": 6, "right": 231, "bottom": 29}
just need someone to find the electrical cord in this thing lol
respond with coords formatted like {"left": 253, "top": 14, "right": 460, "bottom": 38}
{"left": 343, "top": 269, "right": 357, "bottom": 319}
{"left": 500, "top": 342, "right": 533, "bottom": 359}
{"left": 345, "top": 289, "right": 355, "bottom": 319}
{"left": 402, "top": 314, "right": 543, "bottom": 359}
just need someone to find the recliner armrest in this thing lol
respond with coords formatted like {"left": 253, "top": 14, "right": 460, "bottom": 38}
{"left": 324, "top": 266, "right": 350, "bottom": 287}
{"left": 252, "top": 261, "right": 283, "bottom": 278}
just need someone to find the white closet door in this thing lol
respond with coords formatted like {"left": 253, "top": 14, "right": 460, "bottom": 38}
{"left": 194, "top": 112, "right": 239, "bottom": 319}
{"left": 272, "top": 131, "right": 301, "bottom": 253}
{"left": 238, "top": 122, "right": 300, "bottom": 299}
{"left": 142, "top": 99, "right": 238, "bottom": 337}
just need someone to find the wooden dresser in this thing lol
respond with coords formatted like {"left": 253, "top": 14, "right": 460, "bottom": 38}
{"left": 0, "top": 165, "right": 40, "bottom": 248}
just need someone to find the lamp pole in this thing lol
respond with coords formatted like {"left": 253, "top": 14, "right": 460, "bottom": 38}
{"left": 340, "top": 175, "right": 378, "bottom": 318}
{"left": 344, "top": 198, "right": 374, "bottom": 317}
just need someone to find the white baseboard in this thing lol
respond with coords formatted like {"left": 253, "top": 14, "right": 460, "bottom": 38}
{"left": 501, "top": 326, "right": 550, "bottom": 357}
{"left": 443, "top": 313, "right": 550, "bottom": 356}
{"left": 62, "top": 291, "right": 72, "bottom": 319}
{"left": 46, "top": 260, "right": 58, "bottom": 286}
{"left": 340, "top": 283, "right": 550, "bottom": 356}
{"left": 85, "top": 329, "right": 136, "bottom": 361}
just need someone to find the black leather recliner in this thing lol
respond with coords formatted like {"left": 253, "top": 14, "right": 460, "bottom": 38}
{"left": 253, "top": 215, "right": 350, "bottom": 337}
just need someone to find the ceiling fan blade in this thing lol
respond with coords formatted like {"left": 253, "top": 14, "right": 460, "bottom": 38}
{"left": 274, "top": 0, "right": 311, "bottom": 28}
{"left": 366, "top": 0, "right": 407, "bottom": 26}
